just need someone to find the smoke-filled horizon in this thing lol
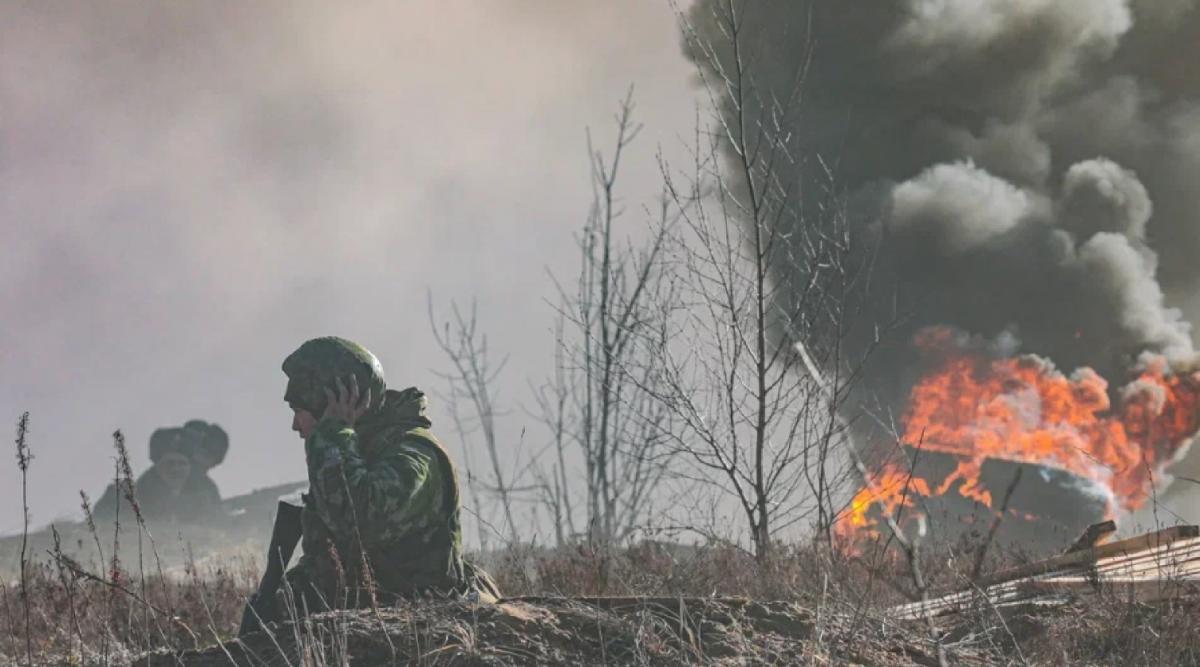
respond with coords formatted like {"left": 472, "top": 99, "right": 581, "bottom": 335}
{"left": 685, "top": 0, "right": 1200, "bottom": 526}
{"left": 0, "top": 1, "right": 698, "bottom": 536}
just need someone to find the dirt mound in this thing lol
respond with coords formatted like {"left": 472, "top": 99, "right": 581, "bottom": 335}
{"left": 136, "top": 597, "right": 953, "bottom": 666}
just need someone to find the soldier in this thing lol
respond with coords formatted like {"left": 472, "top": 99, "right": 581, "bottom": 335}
{"left": 278, "top": 336, "right": 496, "bottom": 613}
{"left": 180, "top": 419, "right": 228, "bottom": 516}
{"left": 94, "top": 427, "right": 195, "bottom": 522}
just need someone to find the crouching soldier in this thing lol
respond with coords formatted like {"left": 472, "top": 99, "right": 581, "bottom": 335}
{"left": 94, "top": 427, "right": 197, "bottom": 522}
{"left": 261, "top": 336, "right": 496, "bottom": 621}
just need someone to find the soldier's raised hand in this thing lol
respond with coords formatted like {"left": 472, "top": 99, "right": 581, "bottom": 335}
{"left": 322, "top": 375, "right": 372, "bottom": 426}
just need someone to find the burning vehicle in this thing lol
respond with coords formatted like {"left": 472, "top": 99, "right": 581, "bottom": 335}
{"left": 837, "top": 327, "right": 1200, "bottom": 548}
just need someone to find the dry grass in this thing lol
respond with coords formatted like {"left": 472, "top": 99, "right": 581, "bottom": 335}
{"left": 0, "top": 536, "right": 840, "bottom": 663}
{"left": 1016, "top": 595, "right": 1200, "bottom": 665}
{"left": 10, "top": 517, "right": 1200, "bottom": 665}
{"left": 5, "top": 413, "right": 1200, "bottom": 665}
{"left": 0, "top": 545, "right": 257, "bottom": 664}
{"left": 0, "top": 520, "right": 945, "bottom": 665}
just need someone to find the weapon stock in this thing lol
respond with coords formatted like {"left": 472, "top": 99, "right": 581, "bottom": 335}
{"left": 238, "top": 500, "right": 304, "bottom": 636}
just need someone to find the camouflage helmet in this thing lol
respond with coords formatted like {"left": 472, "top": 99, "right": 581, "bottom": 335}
{"left": 282, "top": 336, "right": 386, "bottom": 417}
{"left": 148, "top": 427, "right": 187, "bottom": 464}
{"left": 181, "top": 419, "right": 229, "bottom": 467}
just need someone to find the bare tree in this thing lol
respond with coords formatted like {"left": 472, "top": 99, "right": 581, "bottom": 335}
{"left": 527, "top": 313, "right": 577, "bottom": 547}
{"left": 644, "top": 2, "right": 869, "bottom": 560}
{"left": 535, "top": 91, "right": 678, "bottom": 546}
{"left": 428, "top": 297, "right": 522, "bottom": 547}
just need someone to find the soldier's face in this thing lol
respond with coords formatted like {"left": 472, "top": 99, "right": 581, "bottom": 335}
{"left": 292, "top": 408, "right": 318, "bottom": 440}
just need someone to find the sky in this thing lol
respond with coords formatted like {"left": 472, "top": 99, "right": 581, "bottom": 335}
{"left": 0, "top": 1, "right": 699, "bottom": 534}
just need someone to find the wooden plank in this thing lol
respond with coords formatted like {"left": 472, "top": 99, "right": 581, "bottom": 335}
{"left": 1012, "top": 578, "right": 1200, "bottom": 602}
{"left": 976, "top": 525, "right": 1199, "bottom": 587}
{"left": 1079, "top": 537, "right": 1200, "bottom": 578}
{"left": 903, "top": 541, "right": 1200, "bottom": 617}
{"left": 893, "top": 568, "right": 1200, "bottom": 620}
{"left": 892, "top": 531, "right": 1200, "bottom": 620}
{"left": 895, "top": 540, "right": 1200, "bottom": 619}
{"left": 983, "top": 536, "right": 1200, "bottom": 588}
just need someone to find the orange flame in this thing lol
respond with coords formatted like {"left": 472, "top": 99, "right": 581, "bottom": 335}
{"left": 837, "top": 327, "right": 1200, "bottom": 546}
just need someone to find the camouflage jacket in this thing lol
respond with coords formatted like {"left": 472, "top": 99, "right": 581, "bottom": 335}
{"left": 286, "top": 387, "right": 467, "bottom": 604}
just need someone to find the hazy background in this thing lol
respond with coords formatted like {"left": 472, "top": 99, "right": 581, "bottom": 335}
{"left": 0, "top": 0, "right": 698, "bottom": 535}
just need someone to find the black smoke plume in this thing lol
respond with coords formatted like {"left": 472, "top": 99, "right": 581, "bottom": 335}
{"left": 683, "top": 0, "right": 1200, "bottom": 529}
{"left": 685, "top": 0, "right": 1199, "bottom": 395}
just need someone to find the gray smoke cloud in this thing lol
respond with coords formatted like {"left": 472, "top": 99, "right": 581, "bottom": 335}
{"left": 684, "top": 0, "right": 1200, "bottom": 524}
{"left": 685, "top": 0, "right": 1200, "bottom": 388}
{"left": 0, "top": 0, "right": 696, "bottom": 535}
